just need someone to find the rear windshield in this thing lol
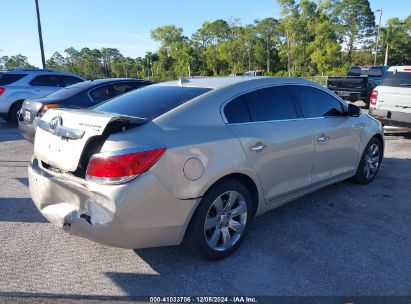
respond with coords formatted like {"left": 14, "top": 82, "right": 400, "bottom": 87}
{"left": 0, "top": 73, "right": 27, "bottom": 85}
{"left": 348, "top": 67, "right": 383, "bottom": 77}
{"left": 45, "top": 86, "right": 83, "bottom": 99}
{"left": 381, "top": 71, "right": 411, "bottom": 87}
{"left": 93, "top": 85, "right": 212, "bottom": 120}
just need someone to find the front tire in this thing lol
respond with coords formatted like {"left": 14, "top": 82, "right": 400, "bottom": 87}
{"left": 184, "top": 179, "right": 253, "bottom": 260}
{"left": 351, "top": 137, "right": 383, "bottom": 184}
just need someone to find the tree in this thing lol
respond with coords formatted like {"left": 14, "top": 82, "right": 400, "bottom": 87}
{"left": 1, "top": 54, "right": 34, "bottom": 70}
{"left": 254, "top": 18, "right": 281, "bottom": 73}
{"left": 336, "top": 0, "right": 375, "bottom": 60}
{"left": 381, "top": 18, "right": 407, "bottom": 65}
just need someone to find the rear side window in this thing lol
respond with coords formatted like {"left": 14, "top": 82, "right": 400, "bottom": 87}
{"left": 224, "top": 86, "right": 298, "bottom": 123}
{"left": 381, "top": 71, "right": 411, "bottom": 87}
{"left": 224, "top": 96, "right": 251, "bottom": 123}
{"left": 93, "top": 86, "right": 212, "bottom": 119}
{"left": 0, "top": 73, "right": 27, "bottom": 85}
{"left": 292, "top": 86, "right": 344, "bottom": 118}
{"left": 244, "top": 86, "right": 298, "bottom": 122}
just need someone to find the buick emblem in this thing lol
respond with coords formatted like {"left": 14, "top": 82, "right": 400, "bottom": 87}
{"left": 50, "top": 116, "right": 62, "bottom": 130}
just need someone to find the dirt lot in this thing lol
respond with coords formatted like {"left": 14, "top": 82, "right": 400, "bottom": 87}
{"left": 0, "top": 118, "right": 410, "bottom": 300}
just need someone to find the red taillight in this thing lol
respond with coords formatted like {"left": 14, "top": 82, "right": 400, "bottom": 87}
{"left": 86, "top": 147, "right": 166, "bottom": 184}
{"left": 0, "top": 87, "right": 5, "bottom": 96}
{"left": 370, "top": 90, "right": 378, "bottom": 106}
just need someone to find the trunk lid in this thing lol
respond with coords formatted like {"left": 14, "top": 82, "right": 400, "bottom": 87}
{"left": 34, "top": 108, "right": 145, "bottom": 173}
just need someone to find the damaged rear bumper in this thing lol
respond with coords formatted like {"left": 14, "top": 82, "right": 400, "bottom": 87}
{"left": 28, "top": 157, "right": 199, "bottom": 249}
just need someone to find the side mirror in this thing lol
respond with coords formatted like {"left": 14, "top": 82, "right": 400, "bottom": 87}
{"left": 347, "top": 103, "right": 361, "bottom": 117}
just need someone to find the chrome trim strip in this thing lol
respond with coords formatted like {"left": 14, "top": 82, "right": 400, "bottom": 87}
{"left": 267, "top": 171, "right": 354, "bottom": 205}
{"left": 37, "top": 119, "right": 85, "bottom": 140}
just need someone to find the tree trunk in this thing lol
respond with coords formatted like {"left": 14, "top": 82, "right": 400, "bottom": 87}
{"left": 384, "top": 44, "right": 389, "bottom": 66}
{"left": 266, "top": 44, "right": 270, "bottom": 73}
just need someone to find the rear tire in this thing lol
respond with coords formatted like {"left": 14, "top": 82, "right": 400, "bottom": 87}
{"left": 184, "top": 179, "right": 253, "bottom": 260}
{"left": 351, "top": 137, "right": 383, "bottom": 184}
{"left": 9, "top": 101, "right": 23, "bottom": 124}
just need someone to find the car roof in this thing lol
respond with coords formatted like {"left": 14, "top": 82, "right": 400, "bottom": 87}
{"left": 1, "top": 68, "right": 78, "bottom": 75}
{"left": 66, "top": 78, "right": 149, "bottom": 89}
{"left": 156, "top": 76, "right": 315, "bottom": 90}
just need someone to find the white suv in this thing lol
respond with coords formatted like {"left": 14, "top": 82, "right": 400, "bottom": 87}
{"left": 0, "top": 69, "right": 85, "bottom": 123}
{"left": 369, "top": 66, "right": 411, "bottom": 128}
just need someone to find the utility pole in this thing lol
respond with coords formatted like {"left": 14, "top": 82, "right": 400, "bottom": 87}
{"left": 35, "top": 0, "right": 46, "bottom": 69}
{"left": 374, "top": 9, "right": 382, "bottom": 66}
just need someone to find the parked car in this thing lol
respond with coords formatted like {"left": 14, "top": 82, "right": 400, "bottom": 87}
{"left": 28, "top": 77, "right": 384, "bottom": 260}
{"left": 327, "top": 66, "right": 389, "bottom": 108}
{"left": 0, "top": 69, "right": 85, "bottom": 123}
{"left": 369, "top": 66, "right": 411, "bottom": 128}
{"left": 18, "top": 78, "right": 152, "bottom": 142}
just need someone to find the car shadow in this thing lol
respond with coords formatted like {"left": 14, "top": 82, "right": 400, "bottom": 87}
{"left": 0, "top": 197, "right": 47, "bottom": 223}
{"left": 0, "top": 118, "right": 22, "bottom": 142}
{"left": 105, "top": 157, "right": 411, "bottom": 296}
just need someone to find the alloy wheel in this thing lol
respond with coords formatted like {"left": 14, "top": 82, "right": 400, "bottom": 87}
{"left": 204, "top": 191, "right": 247, "bottom": 251}
{"left": 364, "top": 143, "right": 380, "bottom": 180}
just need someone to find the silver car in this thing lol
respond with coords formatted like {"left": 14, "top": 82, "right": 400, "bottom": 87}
{"left": 0, "top": 69, "right": 84, "bottom": 123}
{"left": 29, "top": 77, "right": 384, "bottom": 260}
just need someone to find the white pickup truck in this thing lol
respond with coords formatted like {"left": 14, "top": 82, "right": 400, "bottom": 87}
{"left": 369, "top": 66, "right": 411, "bottom": 128}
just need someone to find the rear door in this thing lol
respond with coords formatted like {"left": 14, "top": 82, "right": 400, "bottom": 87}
{"left": 225, "top": 85, "right": 314, "bottom": 204}
{"left": 290, "top": 85, "right": 361, "bottom": 184}
{"left": 377, "top": 70, "right": 411, "bottom": 114}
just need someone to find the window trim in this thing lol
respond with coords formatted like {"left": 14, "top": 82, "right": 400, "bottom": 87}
{"left": 221, "top": 83, "right": 348, "bottom": 125}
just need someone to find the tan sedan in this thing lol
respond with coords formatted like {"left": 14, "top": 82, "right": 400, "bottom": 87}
{"left": 29, "top": 77, "right": 384, "bottom": 260}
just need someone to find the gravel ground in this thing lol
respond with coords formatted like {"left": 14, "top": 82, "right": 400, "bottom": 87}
{"left": 0, "top": 117, "right": 410, "bottom": 301}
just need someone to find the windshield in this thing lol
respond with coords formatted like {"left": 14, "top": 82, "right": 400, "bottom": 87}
{"left": 381, "top": 71, "right": 411, "bottom": 87}
{"left": 93, "top": 85, "right": 212, "bottom": 120}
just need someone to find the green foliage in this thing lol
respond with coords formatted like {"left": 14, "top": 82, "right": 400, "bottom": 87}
{"left": 3, "top": 5, "right": 410, "bottom": 80}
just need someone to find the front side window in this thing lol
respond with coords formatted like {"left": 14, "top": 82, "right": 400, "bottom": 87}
{"left": 89, "top": 85, "right": 114, "bottom": 103}
{"left": 112, "top": 83, "right": 136, "bottom": 96}
{"left": 291, "top": 86, "right": 344, "bottom": 118}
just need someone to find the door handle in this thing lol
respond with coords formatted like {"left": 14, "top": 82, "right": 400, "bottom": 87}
{"left": 317, "top": 135, "right": 330, "bottom": 142}
{"left": 250, "top": 142, "right": 266, "bottom": 152}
